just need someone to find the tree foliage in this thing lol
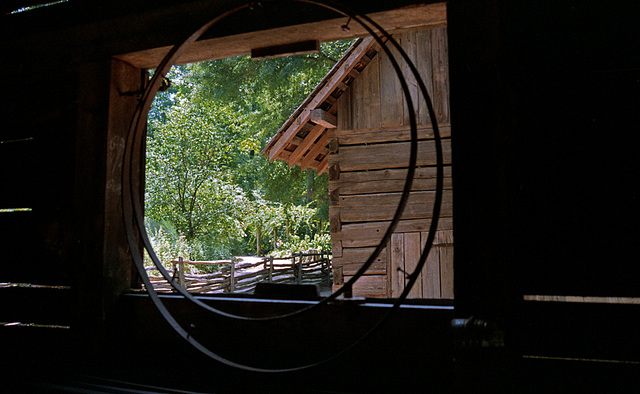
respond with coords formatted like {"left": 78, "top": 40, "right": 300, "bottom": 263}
{"left": 145, "top": 40, "right": 353, "bottom": 261}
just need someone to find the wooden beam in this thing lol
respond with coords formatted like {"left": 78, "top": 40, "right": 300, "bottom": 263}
{"left": 332, "top": 247, "right": 388, "bottom": 276}
{"left": 287, "top": 123, "right": 325, "bottom": 167}
{"left": 310, "top": 109, "right": 337, "bottom": 129}
{"left": 317, "top": 155, "right": 329, "bottom": 174}
{"left": 332, "top": 217, "right": 454, "bottom": 248}
{"left": 332, "top": 239, "right": 343, "bottom": 258}
{"left": 328, "top": 139, "right": 452, "bottom": 172}
{"left": 337, "top": 275, "right": 389, "bottom": 298}
{"left": 114, "top": 3, "right": 447, "bottom": 69}
{"left": 300, "top": 133, "right": 329, "bottom": 170}
{"left": 329, "top": 166, "right": 453, "bottom": 196}
{"left": 335, "top": 190, "right": 454, "bottom": 222}
{"left": 335, "top": 123, "right": 452, "bottom": 145}
{"left": 329, "top": 205, "right": 341, "bottom": 233}
{"left": 251, "top": 40, "right": 319, "bottom": 60}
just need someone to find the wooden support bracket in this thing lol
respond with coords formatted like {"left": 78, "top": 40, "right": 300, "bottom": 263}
{"left": 311, "top": 108, "right": 337, "bottom": 129}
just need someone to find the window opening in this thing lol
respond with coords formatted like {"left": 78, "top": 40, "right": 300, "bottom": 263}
{"left": 126, "top": 2, "right": 450, "bottom": 313}
{"left": 141, "top": 29, "right": 452, "bottom": 302}
{"left": 143, "top": 40, "right": 354, "bottom": 298}
{"left": 120, "top": 1, "right": 446, "bottom": 371}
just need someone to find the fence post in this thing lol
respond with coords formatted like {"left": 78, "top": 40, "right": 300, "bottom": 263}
{"left": 324, "top": 252, "right": 331, "bottom": 286}
{"left": 171, "top": 261, "right": 177, "bottom": 284}
{"left": 178, "top": 256, "right": 186, "bottom": 288}
{"left": 290, "top": 252, "right": 296, "bottom": 283}
{"left": 296, "top": 253, "right": 303, "bottom": 284}
{"left": 268, "top": 256, "right": 274, "bottom": 283}
{"left": 229, "top": 257, "right": 236, "bottom": 293}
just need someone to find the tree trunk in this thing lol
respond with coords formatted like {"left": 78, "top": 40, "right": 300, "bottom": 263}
{"left": 256, "top": 226, "right": 261, "bottom": 256}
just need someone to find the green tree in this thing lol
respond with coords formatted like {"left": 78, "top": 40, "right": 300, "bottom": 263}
{"left": 146, "top": 100, "right": 253, "bottom": 257}
{"left": 146, "top": 40, "right": 353, "bottom": 259}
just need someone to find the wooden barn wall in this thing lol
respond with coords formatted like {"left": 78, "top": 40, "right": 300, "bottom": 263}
{"left": 0, "top": 56, "right": 143, "bottom": 330}
{"left": 0, "top": 63, "right": 79, "bottom": 287}
{"left": 329, "top": 26, "right": 452, "bottom": 298}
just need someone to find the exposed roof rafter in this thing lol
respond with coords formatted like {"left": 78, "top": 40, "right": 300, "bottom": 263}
{"left": 262, "top": 36, "right": 382, "bottom": 173}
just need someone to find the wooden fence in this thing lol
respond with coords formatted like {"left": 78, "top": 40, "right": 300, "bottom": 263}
{"left": 146, "top": 251, "right": 332, "bottom": 294}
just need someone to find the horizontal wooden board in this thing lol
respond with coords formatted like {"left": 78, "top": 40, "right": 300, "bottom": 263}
{"left": 334, "top": 124, "right": 451, "bottom": 145}
{"left": 0, "top": 142, "right": 39, "bottom": 208}
{"left": 116, "top": 3, "right": 447, "bottom": 69}
{"left": 0, "top": 137, "right": 75, "bottom": 209}
{"left": 330, "top": 166, "right": 452, "bottom": 196}
{"left": 334, "top": 275, "right": 388, "bottom": 298}
{"left": 0, "top": 211, "right": 71, "bottom": 285}
{"left": 333, "top": 217, "right": 453, "bottom": 248}
{"left": 328, "top": 139, "right": 452, "bottom": 172}
{"left": 4, "top": 69, "right": 78, "bottom": 143}
{"left": 335, "top": 190, "right": 453, "bottom": 223}
{"left": 0, "top": 287, "right": 72, "bottom": 325}
{"left": 332, "top": 246, "right": 388, "bottom": 276}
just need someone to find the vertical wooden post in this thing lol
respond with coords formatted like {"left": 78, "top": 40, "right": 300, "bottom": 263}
{"left": 229, "top": 257, "right": 236, "bottom": 293}
{"left": 291, "top": 253, "right": 296, "bottom": 283}
{"left": 273, "top": 228, "right": 277, "bottom": 251}
{"left": 178, "top": 256, "right": 186, "bottom": 288}
{"left": 324, "top": 253, "right": 331, "bottom": 286}
{"left": 256, "top": 226, "right": 261, "bottom": 256}
{"left": 297, "top": 253, "right": 303, "bottom": 284}
{"left": 74, "top": 59, "right": 143, "bottom": 343}
{"left": 268, "top": 256, "right": 274, "bottom": 283}
{"left": 172, "top": 261, "right": 177, "bottom": 280}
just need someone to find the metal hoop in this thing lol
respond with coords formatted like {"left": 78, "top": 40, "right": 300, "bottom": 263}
{"left": 122, "top": 0, "right": 443, "bottom": 371}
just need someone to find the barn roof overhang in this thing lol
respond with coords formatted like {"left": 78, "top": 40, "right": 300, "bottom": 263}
{"left": 260, "top": 3, "right": 446, "bottom": 173}
{"left": 261, "top": 36, "right": 380, "bottom": 173}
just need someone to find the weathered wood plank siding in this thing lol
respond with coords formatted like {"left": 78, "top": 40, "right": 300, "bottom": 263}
{"left": 330, "top": 26, "right": 452, "bottom": 298}
{"left": 0, "top": 65, "right": 79, "bottom": 286}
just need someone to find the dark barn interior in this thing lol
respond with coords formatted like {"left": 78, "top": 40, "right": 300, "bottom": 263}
{"left": 1, "top": 0, "right": 639, "bottom": 392}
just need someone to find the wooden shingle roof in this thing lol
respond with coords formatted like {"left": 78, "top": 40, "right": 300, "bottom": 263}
{"left": 261, "top": 36, "right": 382, "bottom": 173}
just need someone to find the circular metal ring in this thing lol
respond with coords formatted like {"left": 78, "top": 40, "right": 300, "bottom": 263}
{"left": 122, "top": 0, "right": 443, "bottom": 371}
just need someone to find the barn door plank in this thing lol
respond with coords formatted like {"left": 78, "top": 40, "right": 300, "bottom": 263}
{"left": 422, "top": 231, "right": 441, "bottom": 298}
{"left": 404, "top": 232, "right": 422, "bottom": 298}
{"left": 438, "top": 229, "right": 454, "bottom": 298}
{"left": 390, "top": 233, "right": 404, "bottom": 297}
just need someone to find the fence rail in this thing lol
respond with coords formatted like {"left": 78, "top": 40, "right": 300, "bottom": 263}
{"left": 146, "top": 251, "right": 332, "bottom": 294}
